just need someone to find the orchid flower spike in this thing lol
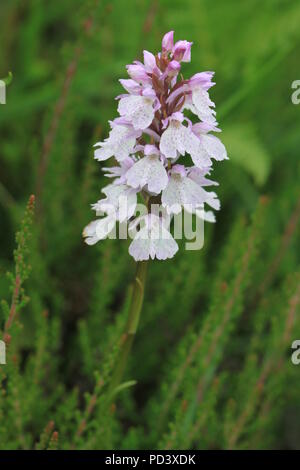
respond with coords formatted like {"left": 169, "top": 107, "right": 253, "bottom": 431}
{"left": 83, "top": 31, "right": 228, "bottom": 261}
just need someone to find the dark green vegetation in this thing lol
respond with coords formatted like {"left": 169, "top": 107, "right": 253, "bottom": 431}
{"left": 0, "top": 0, "right": 300, "bottom": 449}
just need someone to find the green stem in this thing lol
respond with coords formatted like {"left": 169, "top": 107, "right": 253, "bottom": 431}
{"left": 109, "top": 260, "right": 148, "bottom": 396}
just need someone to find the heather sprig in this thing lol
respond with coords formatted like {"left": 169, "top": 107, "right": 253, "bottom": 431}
{"left": 1, "top": 195, "right": 35, "bottom": 344}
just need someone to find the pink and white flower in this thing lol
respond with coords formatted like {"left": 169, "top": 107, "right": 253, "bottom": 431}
{"left": 117, "top": 89, "right": 160, "bottom": 130}
{"left": 84, "top": 31, "right": 228, "bottom": 261}
{"left": 129, "top": 214, "right": 178, "bottom": 261}
{"left": 94, "top": 124, "right": 140, "bottom": 162}
{"left": 126, "top": 145, "right": 168, "bottom": 194}
{"left": 162, "top": 165, "right": 213, "bottom": 215}
{"left": 160, "top": 113, "right": 226, "bottom": 168}
{"left": 92, "top": 183, "right": 138, "bottom": 223}
{"left": 102, "top": 157, "right": 135, "bottom": 184}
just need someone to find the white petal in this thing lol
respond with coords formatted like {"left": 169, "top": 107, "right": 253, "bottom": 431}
{"left": 94, "top": 125, "right": 137, "bottom": 162}
{"left": 162, "top": 174, "right": 207, "bottom": 214}
{"left": 151, "top": 227, "right": 179, "bottom": 260}
{"left": 129, "top": 216, "right": 178, "bottom": 261}
{"left": 94, "top": 184, "right": 137, "bottom": 222}
{"left": 131, "top": 104, "right": 154, "bottom": 130}
{"left": 205, "top": 191, "right": 220, "bottom": 211}
{"left": 192, "top": 87, "right": 216, "bottom": 123}
{"left": 188, "top": 166, "right": 218, "bottom": 186}
{"left": 95, "top": 215, "right": 116, "bottom": 239}
{"left": 183, "top": 129, "right": 212, "bottom": 168}
{"left": 118, "top": 95, "right": 141, "bottom": 116}
{"left": 102, "top": 157, "right": 134, "bottom": 184}
{"left": 160, "top": 121, "right": 185, "bottom": 159}
{"left": 129, "top": 234, "right": 152, "bottom": 261}
{"left": 94, "top": 145, "right": 113, "bottom": 161}
{"left": 84, "top": 235, "right": 99, "bottom": 246}
{"left": 200, "top": 134, "right": 228, "bottom": 161}
{"left": 83, "top": 220, "right": 99, "bottom": 244}
{"left": 83, "top": 216, "right": 116, "bottom": 245}
{"left": 126, "top": 155, "right": 168, "bottom": 194}
{"left": 196, "top": 208, "right": 216, "bottom": 223}
{"left": 118, "top": 95, "right": 154, "bottom": 130}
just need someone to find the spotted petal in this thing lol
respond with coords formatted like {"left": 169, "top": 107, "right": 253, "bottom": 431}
{"left": 160, "top": 121, "right": 186, "bottom": 159}
{"left": 191, "top": 87, "right": 216, "bottom": 123}
{"left": 200, "top": 134, "right": 228, "bottom": 161}
{"left": 188, "top": 166, "right": 218, "bottom": 186}
{"left": 162, "top": 173, "right": 208, "bottom": 214}
{"left": 118, "top": 95, "right": 155, "bottom": 130}
{"left": 93, "top": 184, "right": 137, "bottom": 222}
{"left": 126, "top": 155, "right": 168, "bottom": 194}
{"left": 94, "top": 125, "right": 138, "bottom": 162}
{"left": 129, "top": 215, "right": 178, "bottom": 261}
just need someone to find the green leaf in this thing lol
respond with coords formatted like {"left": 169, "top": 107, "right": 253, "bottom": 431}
{"left": 111, "top": 380, "right": 137, "bottom": 398}
{"left": 222, "top": 123, "right": 271, "bottom": 186}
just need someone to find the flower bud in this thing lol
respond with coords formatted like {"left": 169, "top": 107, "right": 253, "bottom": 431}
{"left": 173, "top": 40, "right": 192, "bottom": 62}
{"left": 162, "top": 30, "right": 174, "bottom": 52}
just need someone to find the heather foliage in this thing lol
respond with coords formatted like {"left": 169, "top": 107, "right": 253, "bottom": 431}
{"left": 0, "top": 0, "right": 300, "bottom": 450}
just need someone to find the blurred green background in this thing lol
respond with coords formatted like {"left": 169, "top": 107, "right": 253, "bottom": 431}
{"left": 0, "top": 0, "right": 300, "bottom": 450}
